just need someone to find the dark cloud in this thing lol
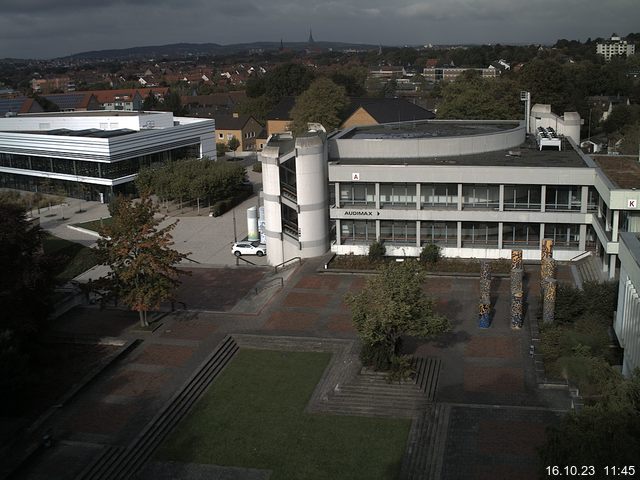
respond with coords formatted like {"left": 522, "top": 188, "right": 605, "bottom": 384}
{"left": 0, "top": 0, "right": 638, "bottom": 58}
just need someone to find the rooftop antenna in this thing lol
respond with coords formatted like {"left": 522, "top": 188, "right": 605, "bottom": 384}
{"left": 520, "top": 91, "right": 531, "bottom": 134}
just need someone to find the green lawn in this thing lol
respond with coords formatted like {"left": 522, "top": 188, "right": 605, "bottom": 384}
{"left": 72, "top": 216, "right": 112, "bottom": 233}
{"left": 42, "top": 234, "right": 99, "bottom": 282}
{"left": 157, "top": 349, "right": 411, "bottom": 480}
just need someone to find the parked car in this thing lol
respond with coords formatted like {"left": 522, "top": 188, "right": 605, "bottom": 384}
{"left": 232, "top": 241, "right": 266, "bottom": 257}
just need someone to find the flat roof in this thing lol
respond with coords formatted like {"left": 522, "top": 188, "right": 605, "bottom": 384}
{"left": 593, "top": 155, "right": 640, "bottom": 189}
{"left": 15, "top": 111, "right": 157, "bottom": 117}
{"left": 339, "top": 120, "right": 520, "bottom": 140}
{"left": 15, "top": 128, "right": 138, "bottom": 138}
{"left": 331, "top": 137, "right": 588, "bottom": 168}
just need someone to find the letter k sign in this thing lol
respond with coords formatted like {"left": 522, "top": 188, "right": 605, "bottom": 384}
{"left": 629, "top": 199, "right": 637, "bottom": 208}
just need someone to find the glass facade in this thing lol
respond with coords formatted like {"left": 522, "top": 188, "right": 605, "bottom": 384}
{"left": 0, "top": 145, "right": 199, "bottom": 181}
{"left": 0, "top": 144, "right": 200, "bottom": 201}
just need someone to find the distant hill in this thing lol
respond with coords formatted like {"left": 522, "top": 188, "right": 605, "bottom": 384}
{"left": 62, "top": 41, "right": 379, "bottom": 60}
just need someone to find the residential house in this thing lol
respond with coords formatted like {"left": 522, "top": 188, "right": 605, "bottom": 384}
{"left": 181, "top": 92, "right": 247, "bottom": 118}
{"left": 41, "top": 93, "right": 101, "bottom": 111}
{"left": 340, "top": 98, "right": 435, "bottom": 129}
{"left": 215, "top": 114, "right": 263, "bottom": 151}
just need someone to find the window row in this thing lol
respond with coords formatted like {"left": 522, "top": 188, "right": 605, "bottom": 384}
{"left": 334, "top": 182, "right": 598, "bottom": 212}
{"left": 339, "top": 220, "right": 595, "bottom": 250}
{"left": 0, "top": 145, "right": 200, "bottom": 180}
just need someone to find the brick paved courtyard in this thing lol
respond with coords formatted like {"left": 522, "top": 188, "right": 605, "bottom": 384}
{"left": 11, "top": 261, "right": 573, "bottom": 480}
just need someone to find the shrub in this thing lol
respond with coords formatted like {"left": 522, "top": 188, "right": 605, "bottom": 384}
{"left": 360, "top": 342, "right": 392, "bottom": 371}
{"left": 420, "top": 244, "right": 441, "bottom": 264}
{"left": 368, "top": 240, "right": 386, "bottom": 261}
{"left": 216, "top": 143, "right": 227, "bottom": 157}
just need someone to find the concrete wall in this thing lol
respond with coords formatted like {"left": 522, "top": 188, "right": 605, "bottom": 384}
{"left": 330, "top": 122, "right": 525, "bottom": 159}
{"left": 529, "top": 104, "right": 582, "bottom": 144}
{"left": 295, "top": 134, "right": 329, "bottom": 257}
{"left": 616, "top": 232, "right": 640, "bottom": 376}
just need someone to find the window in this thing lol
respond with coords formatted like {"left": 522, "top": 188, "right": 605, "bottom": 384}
{"left": 420, "top": 221, "right": 457, "bottom": 246}
{"left": 341, "top": 220, "right": 376, "bottom": 244}
{"left": 462, "top": 184, "right": 499, "bottom": 209}
{"left": 545, "top": 224, "right": 580, "bottom": 249}
{"left": 461, "top": 222, "right": 499, "bottom": 247}
{"left": 546, "top": 186, "right": 581, "bottom": 211}
{"left": 502, "top": 223, "right": 540, "bottom": 247}
{"left": 503, "top": 185, "right": 541, "bottom": 210}
{"left": 380, "top": 221, "right": 416, "bottom": 245}
{"left": 339, "top": 183, "right": 375, "bottom": 206}
{"left": 379, "top": 183, "right": 416, "bottom": 208}
{"left": 421, "top": 183, "right": 457, "bottom": 208}
{"left": 219, "top": 133, "right": 224, "bottom": 139}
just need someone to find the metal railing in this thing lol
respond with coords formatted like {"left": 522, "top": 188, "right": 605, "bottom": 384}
{"left": 255, "top": 277, "right": 284, "bottom": 295}
{"left": 274, "top": 257, "right": 301, "bottom": 273}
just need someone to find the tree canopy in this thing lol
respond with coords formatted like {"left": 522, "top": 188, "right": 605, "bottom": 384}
{"left": 290, "top": 77, "right": 349, "bottom": 134}
{"left": 0, "top": 202, "right": 55, "bottom": 403}
{"left": 246, "top": 63, "right": 315, "bottom": 102}
{"left": 96, "top": 196, "right": 189, "bottom": 327}
{"left": 437, "top": 71, "right": 521, "bottom": 120}
{"left": 539, "top": 370, "right": 640, "bottom": 469}
{"left": 135, "top": 158, "right": 246, "bottom": 205}
{"left": 346, "top": 261, "right": 450, "bottom": 368}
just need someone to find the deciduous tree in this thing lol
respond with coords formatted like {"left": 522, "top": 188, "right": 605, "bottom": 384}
{"left": 345, "top": 261, "right": 450, "bottom": 369}
{"left": 290, "top": 77, "right": 348, "bottom": 134}
{"left": 96, "top": 197, "right": 189, "bottom": 327}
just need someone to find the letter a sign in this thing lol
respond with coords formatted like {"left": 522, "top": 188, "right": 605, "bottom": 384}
{"left": 352, "top": 172, "right": 360, "bottom": 181}
{"left": 628, "top": 199, "right": 637, "bottom": 209}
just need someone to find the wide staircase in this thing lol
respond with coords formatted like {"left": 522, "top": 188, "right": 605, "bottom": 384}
{"left": 318, "top": 357, "right": 441, "bottom": 418}
{"left": 572, "top": 252, "right": 605, "bottom": 286}
{"left": 399, "top": 403, "right": 452, "bottom": 480}
{"left": 77, "top": 336, "right": 239, "bottom": 480}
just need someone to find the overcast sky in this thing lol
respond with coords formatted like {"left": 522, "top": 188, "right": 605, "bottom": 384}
{"left": 1, "top": 0, "right": 638, "bottom": 59}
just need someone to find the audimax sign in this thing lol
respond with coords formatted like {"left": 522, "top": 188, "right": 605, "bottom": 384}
{"left": 343, "top": 210, "right": 381, "bottom": 217}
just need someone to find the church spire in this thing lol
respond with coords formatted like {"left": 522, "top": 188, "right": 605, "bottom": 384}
{"left": 308, "top": 28, "right": 315, "bottom": 44}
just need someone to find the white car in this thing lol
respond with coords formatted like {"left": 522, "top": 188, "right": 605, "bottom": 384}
{"left": 232, "top": 241, "right": 266, "bottom": 257}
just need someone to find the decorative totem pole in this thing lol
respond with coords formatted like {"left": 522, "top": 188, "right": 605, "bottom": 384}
{"left": 510, "top": 250, "right": 524, "bottom": 329}
{"left": 478, "top": 261, "right": 492, "bottom": 328}
{"left": 540, "top": 239, "right": 557, "bottom": 324}
{"left": 543, "top": 278, "right": 557, "bottom": 324}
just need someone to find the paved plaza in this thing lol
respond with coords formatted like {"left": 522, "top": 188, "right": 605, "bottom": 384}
{"left": 7, "top": 197, "right": 574, "bottom": 480}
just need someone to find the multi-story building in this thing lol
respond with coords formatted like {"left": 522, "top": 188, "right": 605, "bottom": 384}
{"left": 596, "top": 34, "right": 636, "bottom": 61}
{"left": 260, "top": 105, "right": 639, "bottom": 283}
{"left": 422, "top": 66, "right": 499, "bottom": 82}
{"left": 0, "top": 111, "right": 215, "bottom": 202}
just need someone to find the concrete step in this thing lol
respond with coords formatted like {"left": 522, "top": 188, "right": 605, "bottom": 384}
{"left": 78, "top": 336, "right": 239, "bottom": 480}
{"left": 401, "top": 403, "right": 451, "bottom": 480}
